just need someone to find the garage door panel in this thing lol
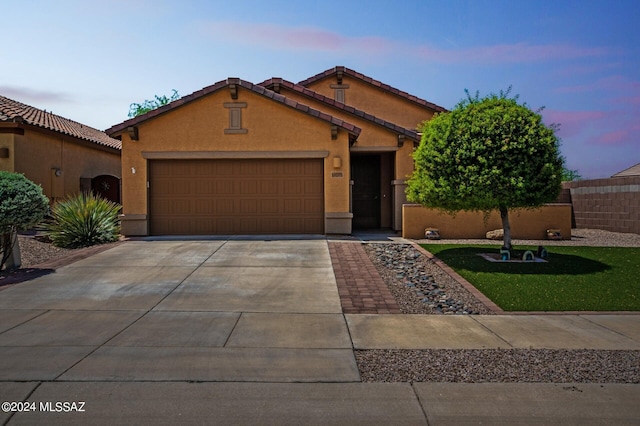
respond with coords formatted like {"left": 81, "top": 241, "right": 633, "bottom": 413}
{"left": 283, "top": 181, "right": 302, "bottom": 195}
{"left": 261, "top": 180, "right": 279, "bottom": 194}
{"left": 165, "top": 162, "right": 193, "bottom": 177}
{"left": 240, "top": 199, "right": 258, "bottom": 213}
{"left": 305, "top": 180, "right": 323, "bottom": 193}
{"left": 215, "top": 181, "right": 234, "bottom": 194}
{"left": 149, "top": 159, "right": 324, "bottom": 235}
{"left": 283, "top": 199, "right": 301, "bottom": 214}
{"left": 305, "top": 199, "right": 323, "bottom": 213}
{"left": 260, "top": 199, "right": 278, "bottom": 214}
{"left": 213, "top": 162, "right": 234, "bottom": 175}
{"left": 195, "top": 181, "right": 213, "bottom": 195}
{"left": 215, "top": 199, "right": 235, "bottom": 214}
{"left": 306, "top": 218, "right": 323, "bottom": 233}
{"left": 195, "top": 199, "right": 214, "bottom": 214}
{"left": 239, "top": 180, "right": 257, "bottom": 195}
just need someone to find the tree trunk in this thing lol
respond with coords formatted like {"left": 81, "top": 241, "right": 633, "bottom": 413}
{"left": 0, "top": 229, "right": 21, "bottom": 271}
{"left": 499, "top": 207, "right": 512, "bottom": 251}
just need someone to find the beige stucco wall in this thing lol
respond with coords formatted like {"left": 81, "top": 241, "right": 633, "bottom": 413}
{"left": 119, "top": 87, "right": 353, "bottom": 235}
{"left": 0, "top": 128, "right": 120, "bottom": 202}
{"left": 304, "top": 75, "right": 437, "bottom": 131}
{"left": 279, "top": 86, "right": 421, "bottom": 231}
{"left": 278, "top": 86, "right": 417, "bottom": 179}
{"left": 402, "top": 204, "right": 572, "bottom": 240}
{"left": 0, "top": 133, "right": 16, "bottom": 172}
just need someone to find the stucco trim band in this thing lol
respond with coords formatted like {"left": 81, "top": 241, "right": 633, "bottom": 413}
{"left": 141, "top": 151, "right": 330, "bottom": 159}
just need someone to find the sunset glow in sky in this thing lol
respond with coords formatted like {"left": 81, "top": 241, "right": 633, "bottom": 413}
{"left": 2, "top": 0, "right": 638, "bottom": 178}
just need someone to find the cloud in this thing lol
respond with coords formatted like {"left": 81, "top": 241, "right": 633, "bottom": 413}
{"left": 199, "top": 22, "right": 392, "bottom": 55}
{"left": 542, "top": 109, "right": 610, "bottom": 138}
{"left": 543, "top": 108, "right": 638, "bottom": 149}
{"left": 198, "top": 21, "right": 612, "bottom": 64}
{"left": 555, "top": 75, "right": 640, "bottom": 94}
{"left": 596, "top": 129, "right": 629, "bottom": 146}
{"left": 0, "top": 86, "right": 74, "bottom": 104}
{"left": 556, "top": 61, "right": 623, "bottom": 77}
{"left": 418, "top": 43, "right": 612, "bottom": 64}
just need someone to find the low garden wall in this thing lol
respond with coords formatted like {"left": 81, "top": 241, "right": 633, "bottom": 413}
{"left": 402, "top": 204, "right": 572, "bottom": 240}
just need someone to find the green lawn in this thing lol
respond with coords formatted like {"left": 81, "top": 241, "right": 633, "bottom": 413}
{"left": 421, "top": 244, "right": 640, "bottom": 311}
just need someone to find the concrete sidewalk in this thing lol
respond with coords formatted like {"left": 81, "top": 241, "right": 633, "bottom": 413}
{"left": 0, "top": 239, "right": 638, "bottom": 425}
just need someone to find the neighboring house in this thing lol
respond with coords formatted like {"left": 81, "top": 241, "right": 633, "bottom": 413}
{"left": 106, "top": 66, "right": 445, "bottom": 236}
{"left": 611, "top": 162, "right": 640, "bottom": 178}
{"left": 0, "top": 96, "right": 122, "bottom": 203}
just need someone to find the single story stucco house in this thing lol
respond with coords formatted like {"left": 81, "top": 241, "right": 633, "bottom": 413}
{"left": 106, "top": 66, "right": 446, "bottom": 236}
{"left": 0, "top": 96, "right": 122, "bottom": 203}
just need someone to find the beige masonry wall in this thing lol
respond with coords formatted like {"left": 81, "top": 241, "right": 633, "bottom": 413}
{"left": 402, "top": 204, "right": 572, "bottom": 240}
{"left": 563, "top": 177, "right": 640, "bottom": 234}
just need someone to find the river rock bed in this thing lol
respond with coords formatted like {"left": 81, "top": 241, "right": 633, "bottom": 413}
{"left": 362, "top": 243, "right": 494, "bottom": 315}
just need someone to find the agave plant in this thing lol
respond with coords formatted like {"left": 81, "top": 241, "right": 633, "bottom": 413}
{"left": 45, "top": 192, "right": 121, "bottom": 248}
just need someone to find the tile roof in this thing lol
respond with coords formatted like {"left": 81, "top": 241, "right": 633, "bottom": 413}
{"left": 611, "top": 162, "right": 640, "bottom": 177}
{"left": 259, "top": 78, "right": 420, "bottom": 141}
{"left": 0, "top": 95, "right": 121, "bottom": 150}
{"left": 106, "top": 78, "right": 361, "bottom": 139}
{"left": 298, "top": 66, "right": 447, "bottom": 113}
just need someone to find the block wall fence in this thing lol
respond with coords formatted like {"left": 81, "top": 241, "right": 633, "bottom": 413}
{"left": 562, "top": 176, "right": 640, "bottom": 235}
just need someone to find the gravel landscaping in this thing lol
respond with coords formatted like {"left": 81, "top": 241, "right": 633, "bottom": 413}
{"left": 356, "top": 349, "right": 640, "bottom": 383}
{"left": 357, "top": 229, "right": 640, "bottom": 383}
{"left": 14, "top": 234, "right": 79, "bottom": 267}
{"left": 362, "top": 243, "right": 494, "bottom": 315}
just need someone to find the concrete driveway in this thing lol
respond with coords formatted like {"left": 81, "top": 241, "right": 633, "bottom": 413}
{"left": 1, "top": 239, "right": 639, "bottom": 425}
{"left": 0, "top": 240, "right": 356, "bottom": 384}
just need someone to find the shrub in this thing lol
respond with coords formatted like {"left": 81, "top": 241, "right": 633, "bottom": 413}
{"left": 0, "top": 171, "right": 49, "bottom": 270}
{"left": 45, "top": 192, "right": 121, "bottom": 248}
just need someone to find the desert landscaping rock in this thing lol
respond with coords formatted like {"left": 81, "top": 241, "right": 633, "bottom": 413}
{"left": 362, "top": 243, "right": 494, "bottom": 315}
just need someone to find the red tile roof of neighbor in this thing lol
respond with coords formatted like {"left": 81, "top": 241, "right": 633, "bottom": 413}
{"left": 0, "top": 95, "right": 122, "bottom": 151}
{"left": 259, "top": 78, "right": 421, "bottom": 141}
{"left": 298, "top": 66, "right": 448, "bottom": 113}
{"left": 106, "top": 78, "right": 362, "bottom": 138}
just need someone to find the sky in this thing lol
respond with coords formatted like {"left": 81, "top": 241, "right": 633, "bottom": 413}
{"left": 1, "top": 0, "right": 638, "bottom": 179}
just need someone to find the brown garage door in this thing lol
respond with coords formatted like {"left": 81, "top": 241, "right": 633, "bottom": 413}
{"left": 149, "top": 159, "right": 324, "bottom": 235}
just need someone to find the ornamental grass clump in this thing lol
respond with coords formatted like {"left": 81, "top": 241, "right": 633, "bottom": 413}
{"left": 45, "top": 192, "right": 121, "bottom": 248}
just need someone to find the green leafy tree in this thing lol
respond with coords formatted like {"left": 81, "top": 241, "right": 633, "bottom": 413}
{"left": 128, "top": 89, "right": 180, "bottom": 118}
{"left": 562, "top": 167, "right": 582, "bottom": 181}
{"left": 0, "top": 171, "right": 49, "bottom": 270}
{"left": 407, "top": 88, "right": 564, "bottom": 250}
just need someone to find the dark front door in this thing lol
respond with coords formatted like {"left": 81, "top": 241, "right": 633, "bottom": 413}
{"left": 92, "top": 175, "right": 120, "bottom": 204}
{"left": 351, "top": 155, "right": 380, "bottom": 229}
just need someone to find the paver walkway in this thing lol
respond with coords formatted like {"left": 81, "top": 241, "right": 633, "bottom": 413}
{"left": 328, "top": 241, "right": 401, "bottom": 314}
